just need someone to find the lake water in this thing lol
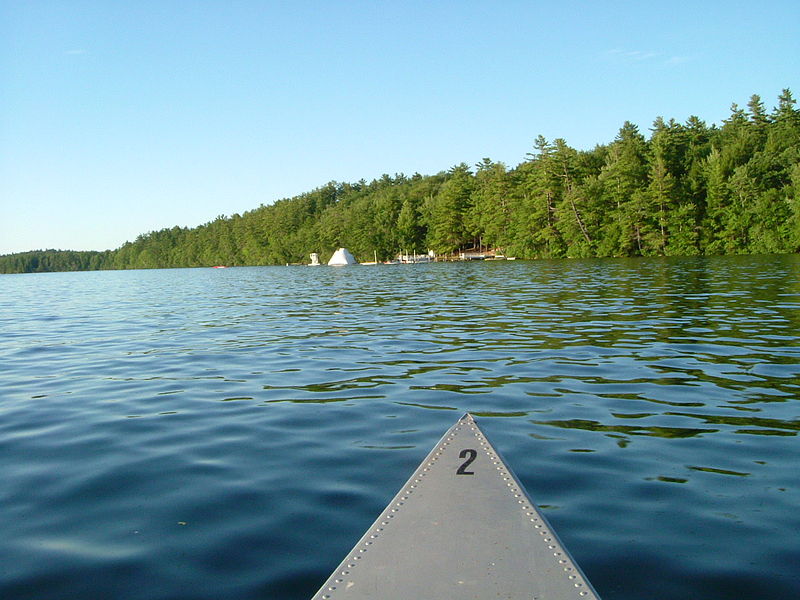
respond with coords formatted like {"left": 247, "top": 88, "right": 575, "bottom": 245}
{"left": 1, "top": 256, "right": 798, "bottom": 599}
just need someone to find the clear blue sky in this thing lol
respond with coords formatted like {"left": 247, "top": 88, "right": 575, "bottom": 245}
{"left": 2, "top": 1, "right": 798, "bottom": 254}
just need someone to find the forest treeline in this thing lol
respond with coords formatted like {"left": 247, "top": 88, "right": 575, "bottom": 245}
{"left": 2, "top": 90, "right": 799, "bottom": 274}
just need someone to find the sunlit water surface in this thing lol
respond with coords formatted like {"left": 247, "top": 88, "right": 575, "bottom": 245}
{"left": 1, "top": 256, "right": 799, "bottom": 599}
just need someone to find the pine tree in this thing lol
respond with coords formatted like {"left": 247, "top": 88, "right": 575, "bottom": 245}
{"left": 596, "top": 122, "right": 649, "bottom": 255}
{"left": 422, "top": 164, "right": 474, "bottom": 254}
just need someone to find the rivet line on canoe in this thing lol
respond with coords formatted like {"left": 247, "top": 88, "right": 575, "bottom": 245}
{"left": 469, "top": 419, "right": 595, "bottom": 598}
{"left": 316, "top": 414, "right": 598, "bottom": 599}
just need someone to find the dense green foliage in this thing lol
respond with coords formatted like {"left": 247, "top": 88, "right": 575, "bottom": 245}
{"left": 3, "top": 90, "right": 799, "bottom": 274}
{"left": 0, "top": 249, "right": 112, "bottom": 274}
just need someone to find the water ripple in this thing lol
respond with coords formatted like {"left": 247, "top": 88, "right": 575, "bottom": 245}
{"left": 1, "top": 255, "right": 799, "bottom": 599}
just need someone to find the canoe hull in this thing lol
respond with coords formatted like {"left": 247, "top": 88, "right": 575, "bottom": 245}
{"left": 311, "top": 413, "right": 600, "bottom": 599}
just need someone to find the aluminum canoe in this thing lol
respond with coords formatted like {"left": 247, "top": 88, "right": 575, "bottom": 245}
{"left": 311, "top": 413, "right": 600, "bottom": 599}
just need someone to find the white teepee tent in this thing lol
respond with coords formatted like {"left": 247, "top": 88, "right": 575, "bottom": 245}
{"left": 327, "top": 248, "right": 358, "bottom": 266}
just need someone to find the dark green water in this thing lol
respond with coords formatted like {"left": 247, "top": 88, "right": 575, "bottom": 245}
{"left": 1, "top": 255, "right": 798, "bottom": 599}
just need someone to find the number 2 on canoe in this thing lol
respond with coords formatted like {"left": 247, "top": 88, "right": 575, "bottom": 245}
{"left": 456, "top": 448, "right": 477, "bottom": 475}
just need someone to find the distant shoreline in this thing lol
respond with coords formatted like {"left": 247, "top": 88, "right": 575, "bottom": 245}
{"left": 3, "top": 89, "right": 798, "bottom": 275}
